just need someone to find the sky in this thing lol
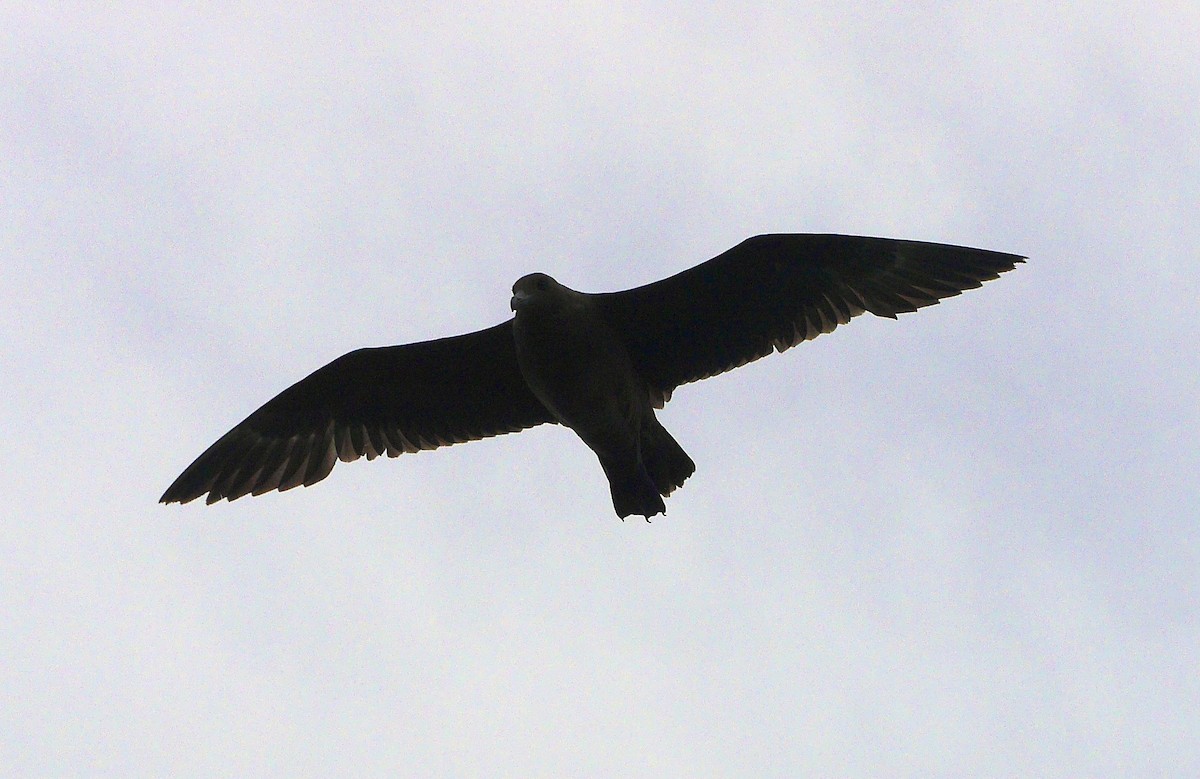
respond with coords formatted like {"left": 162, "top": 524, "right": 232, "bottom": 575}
{"left": 3, "top": 2, "right": 1198, "bottom": 775}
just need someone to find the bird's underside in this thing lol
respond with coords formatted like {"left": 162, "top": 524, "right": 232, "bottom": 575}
{"left": 161, "top": 233, "right": 1024, "bottom": 518}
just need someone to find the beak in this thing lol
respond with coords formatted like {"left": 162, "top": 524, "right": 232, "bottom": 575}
{"left": 510, "top": 290, "right": 529, "bottom": 311}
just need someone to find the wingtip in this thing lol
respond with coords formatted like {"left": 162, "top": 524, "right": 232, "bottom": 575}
{"left": 159, "top": 484, "right": 181, "bottom": 505}
{"left": 158, "top": 487, "right": 193, "bottom": 505}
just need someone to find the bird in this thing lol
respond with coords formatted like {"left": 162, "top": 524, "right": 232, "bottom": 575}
{"left": 160, "top": 233, "right": 1023, "bottom": 519}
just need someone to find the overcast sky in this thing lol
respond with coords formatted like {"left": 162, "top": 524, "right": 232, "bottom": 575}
{"left": 3, "top": 2, "right": 1198, "bottom": 776}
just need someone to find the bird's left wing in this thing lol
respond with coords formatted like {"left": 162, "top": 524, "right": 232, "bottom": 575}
{"left": 160, "top": 320, "right": 553, "bottom": 504}
{"left": 593, "top": 234, "right": 1024, "bottom": 403}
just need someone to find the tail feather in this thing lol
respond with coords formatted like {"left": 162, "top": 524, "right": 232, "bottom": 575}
{"left": 596, "top": 421, "right": 694, "bottom": 520}
{"left": 601, "top": 458, "right": 666, "bottom": 519}
{"left": 641, "top": 420, "right": 695, "bottom": 496}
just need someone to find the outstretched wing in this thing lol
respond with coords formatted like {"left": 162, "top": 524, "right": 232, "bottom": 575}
{"left": 595, "top": 234, "right": 1024, "bottom": 401}
{"left": 160, "top": 320, "right": 553, "bottom": 504}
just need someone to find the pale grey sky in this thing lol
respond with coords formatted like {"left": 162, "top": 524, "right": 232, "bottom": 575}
{"left": 3, "top": 2, "right": 1198, "bottom": 776}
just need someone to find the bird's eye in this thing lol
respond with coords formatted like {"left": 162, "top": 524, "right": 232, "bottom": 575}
{"left": 536, "top": 278, "right": 549, "bottom": 291}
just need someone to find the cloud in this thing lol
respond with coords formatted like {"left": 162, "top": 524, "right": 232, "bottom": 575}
{"left": 2, "top": 2, "right": 1197, "bottom": 775}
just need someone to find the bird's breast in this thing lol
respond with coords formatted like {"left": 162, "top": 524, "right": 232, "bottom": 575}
{"left": 512, "top": 309, "right": 646, "bottom": 448}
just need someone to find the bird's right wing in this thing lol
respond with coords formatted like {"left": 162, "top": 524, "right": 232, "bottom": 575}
{"left": 160, "top": 320, "right": 553, "bottom": 504}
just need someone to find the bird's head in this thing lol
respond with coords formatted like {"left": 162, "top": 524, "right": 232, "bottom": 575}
{"left": 511, "top": 272, "right": 573, "bottom": 312}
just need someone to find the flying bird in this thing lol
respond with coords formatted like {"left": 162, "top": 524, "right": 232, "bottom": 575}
{"left": 161, "top": 234, "right": 1023, "bottom": 518}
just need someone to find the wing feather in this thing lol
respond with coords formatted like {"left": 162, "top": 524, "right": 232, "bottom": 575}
{"left": 161, "top": 320, "right": 553, "bottom": 504}
{"left": 595, "top": 234, "right": 1023, "bottom": 396}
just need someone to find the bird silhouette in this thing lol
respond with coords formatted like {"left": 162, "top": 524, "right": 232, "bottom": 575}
{"left": 161, "top": 234, "right": 1023, "bottom": 518}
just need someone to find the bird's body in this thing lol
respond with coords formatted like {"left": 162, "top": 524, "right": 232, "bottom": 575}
{"left": 510, "top": 273, "right": 694, "bottom": 516}
{"left": 161, "top": 234, "right": 1023, "bottom": 518}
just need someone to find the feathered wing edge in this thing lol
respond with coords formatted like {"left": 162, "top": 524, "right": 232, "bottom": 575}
{"left": 595, "top": 234, "right": 1025, "bottom": 402}
{"left": 160, "top": 320, "right": 553, "bottom": 504}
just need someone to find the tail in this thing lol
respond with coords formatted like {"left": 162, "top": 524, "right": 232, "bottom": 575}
{"left": 641, "top": 419, "right": 695, "bottom": 497}
{"left": 599, "top": 456, "right": 666, "bottom": 519}
{"left": 597, "top": 421, "right": 695, "bottom": 520}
